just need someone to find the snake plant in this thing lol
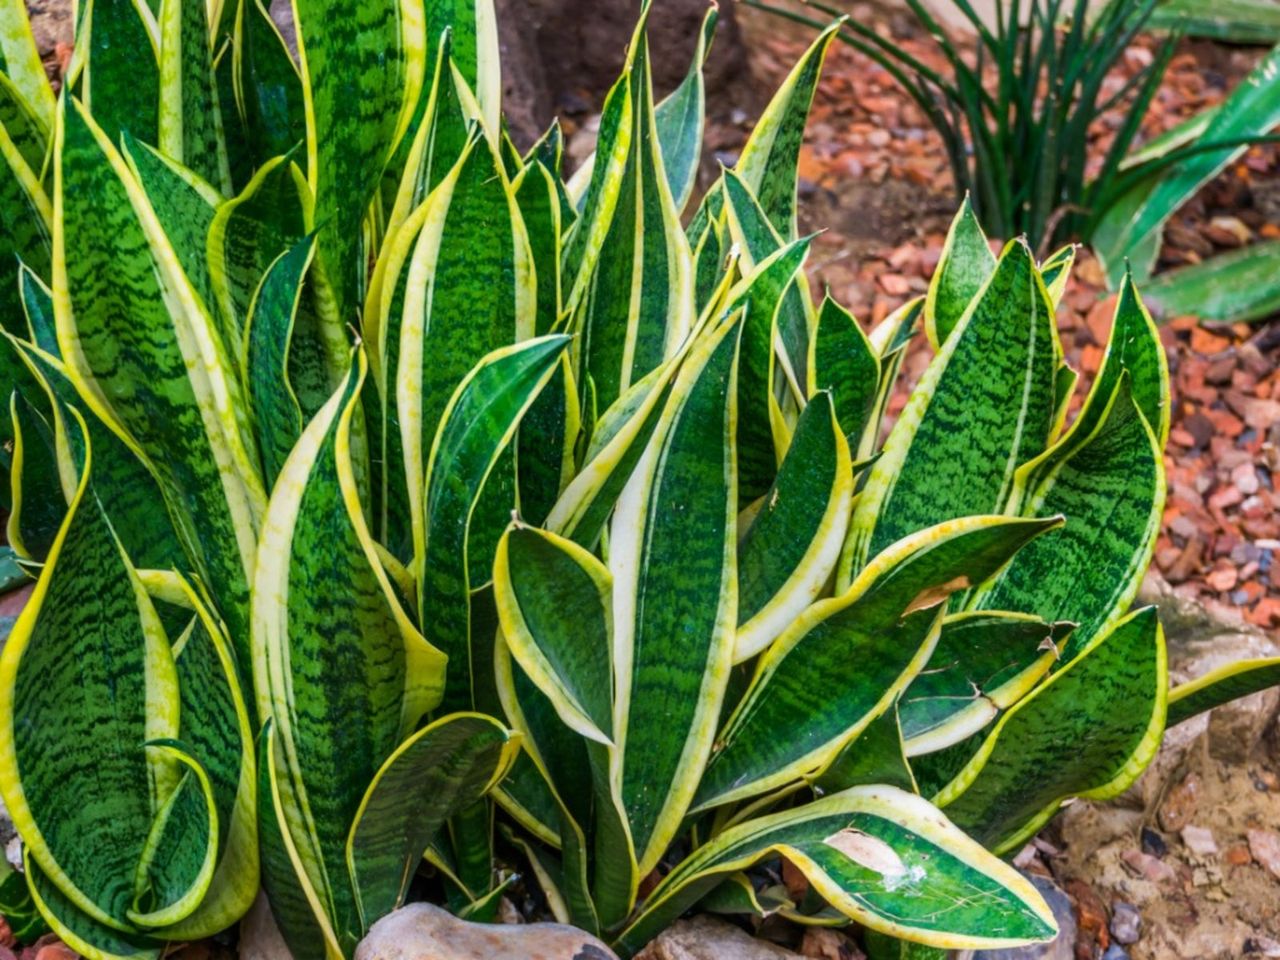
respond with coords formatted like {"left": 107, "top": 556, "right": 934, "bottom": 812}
{"left": 0, "top": 1, "right": 1273, "bottom": 959}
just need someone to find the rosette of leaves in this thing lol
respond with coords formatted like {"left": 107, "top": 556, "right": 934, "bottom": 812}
{"left": 0, "top": 0, "right": 1275, "bottom": 959}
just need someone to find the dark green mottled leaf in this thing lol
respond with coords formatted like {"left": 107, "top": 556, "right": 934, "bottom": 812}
{"left": 937, "top": 607, "right": 1166, "bottom": 855}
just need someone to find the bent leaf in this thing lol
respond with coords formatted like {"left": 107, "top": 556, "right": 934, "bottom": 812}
{"left": 936, "top": 607, "right": 1166, "bottom": 855}
{"left": 614, "top": 786, "right": 1057, "bottom": 958}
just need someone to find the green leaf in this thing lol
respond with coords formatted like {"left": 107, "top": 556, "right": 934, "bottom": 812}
{"left": 346, "top": 713, "right": 516, "bottom": 930}
{"left": 735, "top": 392, "right": 853, "bottom": 663}
{"left": 251, "top": 349, "right": 446, "bottom": 952}
{"left": 0, "top": 92, "right": 52, "bottom": 290}
{"left": 73, "top": 0, "right": 159, "bottom": 146}
{"left": 0, "top": 859, "right": 50, "bottom": 943}
{"left": 695, "top": 515, "right": 1062, "bottom": 812}
{"left": 845, "top": 241, "right": 1058, "bottom": 581}
{"left": 6, "top": 337, "right": 187, "bottom": 572}
{"left": 398, "top": 134, "right": 535, "bottom": 559}
{"left": 974, "top": 378, "right": 1164, "bottom": 660}
{"left": 936, "top": 607, "right": 1166, "bottom": 855}
{"left": 25, "top": 853, "right": 162, "bottom": 960}
{"left": 7, "top": 390, "right": 64, "bottom": 562}
{"left": 1140, "top": 239, "right": 1280, "bottom": 325}
{"left": 1094, "top": 44, "right": 1280, "bottom": 285}
{"left": 898, "top": 612, "right": 1067, "bottom": 756}
{"left": 653, "top": 5, "right": 717, "bottom": 213}
{"left": 809, "top": 295, "right": 879, "bottom": 445}
{"left": 423, "top": 0, "right": 500, "bottom": 137}
{"left": 924, "top": 198, "right": 996, "bottom": 350}
{"left": 1147, "top": 0, "right": 1280, "bottom": 42}
{"left": 158, "top": 580, "right": 258, "bottom": 941}
{"left": 234, "top": 0, "right": 306, "bottom": 167}
{"left": 158, "top": 0, "right": 232, "bottom": 195}
{"left": 572, "top": 12, "right": 694, "bottom": 410}
{"left": 733, "top": 20, "right": 840, "bottom": 239}
{"left": 55, "top": 97, "right": 266, "bottom": 666}
{"left": 543, "top": 351, "right": 681, "bottom": 548}
{"left": 0, "top": 408, "right": 182, "bottom": 932}
{"left": 494, "top": 525, "right": 614, "bottom": 745}
{"left": 244, "top": 236, "right": 316, "bottom": 487}
{"left": 1038, "top": 244, "right": 1076, "bottom": 308}
{"left": 811, "top": 705, "right": 918, "bottom": 795}
{"left": 123, "top": 139, "right": 221, "bottom": 344}
{"left": 0, "top": 0, "right": 56, "bottom": 136}
{"left": 1167, "top": 656, "right": 1280, "bottom": 727}
{"left": 614, "top": 786, "right": 1057, "bottom": 958}
{"left": 414, "top": 335, "right": 571, "bottom": 712}
{"left": 722, "top": 168, "right": 811, "bottom": 403}
{"left": 514, "top": 160, "right": 565, "bottom": 337}
{"left": 610, "top": 313, "right": 742, "bottom": 874}
{"left": 294, "top": 0, "right": 417, "bottom": 324}
{"left": 516, "top": 355, "right": 579, "bottom": 528}
{"left": 208, "top": 154, "right": 310, "bottom": 350}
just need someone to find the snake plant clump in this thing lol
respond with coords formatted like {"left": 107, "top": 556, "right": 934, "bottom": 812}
{"left": 0, "top": 1, "right": 1276, "bottom": 959}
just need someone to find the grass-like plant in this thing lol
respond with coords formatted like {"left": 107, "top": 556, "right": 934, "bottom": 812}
{"left": 749, "top": 0, "right": 1280, "bottom": 319}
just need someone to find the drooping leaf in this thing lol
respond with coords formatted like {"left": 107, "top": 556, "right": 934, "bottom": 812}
{"left": 695, "top": 515, "right": 1062, "bottom": 812}
{"left": 974, "top": 379, "right": 1164, "bottom": 660}
{"left": 936, "top": 607, "right": 1166, "bottom": 855}
{"left": 347, "top": 713, "right": 516, "bottom": 928}
{"left": 1140, "top": 238, "right": 1280, "bottom": 325}
{"left": 1094, "top": 44, "right": 1280, "bottom": 284}
{"left": 614, "top": 786, "right": 1057, "bottom": 958}
{"left": 897, "top": 613, "right": 1067, "bottom": 756}
{"left": 1167, "top": 656, "right": 1280, "bottom": 727}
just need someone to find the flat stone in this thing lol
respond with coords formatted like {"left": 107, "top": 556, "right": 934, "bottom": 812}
{"left": 635, "top": 916, "right": 799, "bottom": 959}
{"left": 356, "top": 903, "right": 618, "bottom": 960}
{"left": 1180, "top": 825, "right": 1219, "bottom": 858}
{"left": 1247, "top": 829, "right": 1280, "bottom": 880}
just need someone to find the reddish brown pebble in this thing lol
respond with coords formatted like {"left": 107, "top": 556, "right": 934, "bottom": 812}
{"left": 1223, "top": 843, "right": 1253, "bottom": 866}
{"left": 1159, "top": 773, "right": 1201, "bottom": 832}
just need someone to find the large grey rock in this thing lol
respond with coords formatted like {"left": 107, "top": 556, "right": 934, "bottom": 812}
{"left": 1142, "top": 573, "right": 1280, "bottom": 765}
{"left": 635, "top": 916, "right": 799, "bottom": 959}
{"left": 958, "top": 874, "right": 1076, "bottom": 960}
{"left": 355, "top": 902, "right": 617, "bottom": 960}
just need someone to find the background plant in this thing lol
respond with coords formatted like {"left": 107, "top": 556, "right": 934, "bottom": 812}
{"left": 748, "top": 0, "right": 1280, "bottom": 322}
{"left": 0, "top": 1, "right": 1278, "bottom": 960}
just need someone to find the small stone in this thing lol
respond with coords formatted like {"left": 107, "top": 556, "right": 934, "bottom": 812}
{"left": 1244, "top": 935, "right": 1280, "bottom": 956}
{"left": 1224, "top": 843, "right": 1253, "bottom": 866}
{"left": 1234, "top": 463, "right": 1261, "bottom": 495}
{"left": 1140, "top": 827, "right": 1168, "bottom": 858}
{"left": 356, "top": 903, "right": 620, "bottom": 960}
{"left": 32, "top": 943, "right": 76, "bottom": 960}
{"left": 1181, "top": 825, "right": 1219, "bottom": 858}
{"left": 1121, "top": 849, "right": 1178, "bottom": 884}
{"left": 1066, "top": 878, "right": 1108, "bottom": 953}
{"left": 1101, "top": 947, "right": 1131, "bottom": 960}
{"left": 1158, "top": 773, "right": 1201, "bottom": 832}
{"left": 1247, "top": 829, "right": 1280, "bottom": 880}
{"left": 1109, "top": 902, "right": 1141, "bottom": 945}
